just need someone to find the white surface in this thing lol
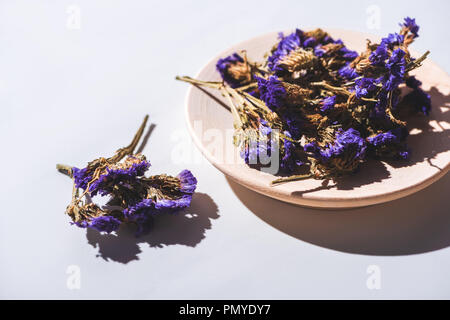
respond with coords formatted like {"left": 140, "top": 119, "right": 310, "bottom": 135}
{"left": 0, "top": 0, "right": 449, "bottom": 299}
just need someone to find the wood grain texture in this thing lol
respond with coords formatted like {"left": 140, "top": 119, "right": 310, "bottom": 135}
{"left": 184, "top": 29, "right": 450, "bottom": 208}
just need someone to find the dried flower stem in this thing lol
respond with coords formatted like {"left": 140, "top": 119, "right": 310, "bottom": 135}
{"left": 405, "top": 50, "right": 430, "bottom": 72}
{"left": 177, "top": 75, "right": 300, "bottom": 144}
{"left": 220, "top": 87, "right": 244, "bottom": 127}
{"left": 176, "top": 75, "right": 257, "bottom": 93}
{"left": 271, "top": 173, "right": 314, "bottom": 185}
{"left": 235, "top": 82, "right": 258, "bottom": 92}
{"left": 57, "top": 115, "right": 149, "bottom": 205}
{"left": 56, "top": 164, "right": 73, "bottom": 177}
{"left": 175, "top": 76, "right": 222, "bottom": 89}
{"left": 57, "top": 115, "right": 149, "bottom": 178}
{"left": 386, "top": 91, "right": 406, "bottom": 126}
{"left": 109, "top": 115, "right": 149, "bottom": 163}
{"left": 310, "top": 81, "right": 350, "bottom": 96}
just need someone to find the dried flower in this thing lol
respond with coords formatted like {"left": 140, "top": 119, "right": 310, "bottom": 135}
{"left": 256, "top": 76, "right": 286, "bottom": 111}
{"left": 305, "top": 128, "right": 367, "bottom": 177}
{"left": 176, "top": 17, "right": 431, "bottom": 184}
{"left": 367, "top": 128, "right": 409, "bottom": 159}
{"left": 320, "top": 95, "right": 336, "bottom": 112}
{"left": 89, "top": 216, "right": 122, "bottom": 233}
{"left": 369, "top": 43, "right": 389, "bottom": 66}
{"left": 401, "top": 17, "right": 419, "bottom": 38}
{"left": 268, "top": 30, "right": 304, "bottom": 72}
{"left": 354, "top": 78, "right": 377, "bottom": 98}
{"left": 276, "top": 48, "right": 317, "bottom": 73}
{"left": 57, "top": 116, "right": 198, "bottom": 236}
{"left": 338, "top": 63, "right": 358, "bottom": 80}
{"left": 216, "top": 52, "right": 252, "bottom": 88}
{"left": 88, "top": 155, "right": 150, "bottom": 196}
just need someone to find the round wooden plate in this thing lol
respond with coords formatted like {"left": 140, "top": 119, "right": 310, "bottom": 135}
{"left": 184, "top": 29, "right": 450, "bottom": 208}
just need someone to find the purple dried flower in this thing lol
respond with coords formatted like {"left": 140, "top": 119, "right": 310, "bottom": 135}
{"left": 369, "top": 43, "right": 389, "bottom": 66}
{"left": 280, "top": 131, "right": 303, "bottom": 172}
{"left": 123, "top": 199, "right": 155, "bottom": 236}
{"left": 367, "top": 131, "right": 399, "bottom": 146}
{"left": 367, "top": 128, "right": 409, "bottom": 159}
{"left": 72, "top": 220, "right": 89, "bottom": 228}
{"left": 381, "top": 33, "right": 404, "bottom": 49}
{"left": 320, "top": 95, "right": 336, "bottom": 112}
{"left": 339, "top": 47, "right": 358, "bottom": 60}
{"left": 89, "top": 216, "right": 121, "bottom": 233}
{"left": 89, "top": 156, "right": 150, "bottom": 196}
{"left": 338, "top": 63, "right": 358, "bottom": 80}
{"left": 240, "top": 135, "right": 275, "bottom": 165}
{"left": 253, "top": 77, "right": 306, "bottom": 139}
{"left": 72, "top": 167, "right": 92, "bottom": 190}
{"left": 306, "top": 129, "right": 367, "bottom": 166}
{"left": 268, "top": 29, "right": 304, "bottom": 72}
{"left": 386, "top": 49, "right": 406, "bottom": 72}
{"left": 155, "top": 196, "right": 193, "bottom": 210}
{"left": 283, "top": 110, "right": 303, "bottom": 140}
{"left": 240, "top": 139, "right": 259, "bottom": 164}
{"left": 124, "top": 199, "right": 154, "bottom": 217}
{"left": 124, "top": 169, "right": 197, "bottom": 227}
{"left": 259, "top": 119, "right": 272, "bottom": 135}
{"left": 303, "top": 142, "right": 316, "bottom": 153}
{"left": 324, "top": 128, "right": 366, "bottom": 161}
{"left": 313, "top": 45, "right": 326, "bottom": 57}
{"left": 354, "top": 78, "right": 377, "bottom": 98}
{"left": 313, "top": 41, "right": 356, "bottom": 61}
{"left": 378, "top": 49, "right": 406, "bottom": 91}
{"left": 401, "top": 17, "right": 419, "bottom": 38}
{"left": 369, "top": 90, "right": 389, "bottom": 120}
{"left": 303, "top": 37, "right": 316, "bottom": 48}
{"left": 216, "top": 53, "right": 251, "bottom": 88}
{"left": 398, "top": 151, "right": 409, "bottom": 159}
{"left": 256, "top": 76, "right": 286, "bottom": 111}
{"left": 60, "top": 115, "right": 199, "bottom": 238}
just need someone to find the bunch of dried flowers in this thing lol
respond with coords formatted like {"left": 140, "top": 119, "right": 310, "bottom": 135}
{"left": 177, "top": 17, "right": 431, "bottom": 184}
{"left": 57, "top": 115, "right": 197, "bottom": 236}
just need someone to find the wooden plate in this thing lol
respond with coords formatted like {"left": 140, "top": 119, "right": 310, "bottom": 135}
{"left": 184, "top": 29, "right": 450, "bottom": 208}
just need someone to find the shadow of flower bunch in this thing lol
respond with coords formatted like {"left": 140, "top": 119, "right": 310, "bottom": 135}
{"left": 86, "top": 192, "right": 219, "bottom": 263}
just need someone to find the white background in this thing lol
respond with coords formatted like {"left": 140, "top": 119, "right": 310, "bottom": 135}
{"left": 0, "top": 0, "right": 449, "bottom": 299}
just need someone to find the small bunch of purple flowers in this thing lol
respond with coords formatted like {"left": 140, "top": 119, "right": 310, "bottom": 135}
{"left": 57, "top": 115, "right": 197, "bottom": 236}
{"left": 177, "top": 17, "right": 430, "bottom": 184}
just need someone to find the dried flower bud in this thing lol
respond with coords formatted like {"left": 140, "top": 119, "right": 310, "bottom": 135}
{"left": 304, "top": 28, "right": 329, "bottom": 42}
{"left": 216, "top": 53, "right": 252, "bottom": 88}
{"left": 283, "top": 82, "right": 314, "bottom": 105}
{"left": 276, "top": 48, "right": 317, "bottom": 73}
{"left": 305, "top": 128, "right": 367, "bottom": 178}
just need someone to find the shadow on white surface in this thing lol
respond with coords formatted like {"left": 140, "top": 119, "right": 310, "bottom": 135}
{"left": 136, "top": 123, "right": 156, "bottom": 154}
{"left": 227, "top": 173, "right": 450, "bottom": 256}
{"left": 85, "top": 193, "right": 219, "bottom": 263}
